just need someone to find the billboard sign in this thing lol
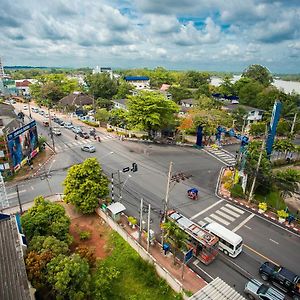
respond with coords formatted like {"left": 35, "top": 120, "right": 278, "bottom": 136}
{"left": 7, "top": 120, "right": 39, "bottom": 171}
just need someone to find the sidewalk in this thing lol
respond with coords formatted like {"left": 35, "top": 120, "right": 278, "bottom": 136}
{"left": 217, "top": 166, "right": 300, "bottom": 235}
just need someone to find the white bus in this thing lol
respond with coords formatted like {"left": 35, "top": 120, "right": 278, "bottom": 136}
{"left": 203, "top": 222, "right": 243, "bottom": 258}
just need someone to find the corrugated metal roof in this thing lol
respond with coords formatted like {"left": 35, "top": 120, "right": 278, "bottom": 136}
{"left": 188, "top": 277, "right": 246, "bottom": 300}
{"left": 124, "top": 76, "right": 149, "bottom": 81}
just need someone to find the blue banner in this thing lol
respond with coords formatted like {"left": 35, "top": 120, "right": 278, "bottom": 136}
{"left": 196, "top": 125, "right": 203, "bottom": 147}
{"left": 7, "top": 120, "right": 37, "bottom": 141}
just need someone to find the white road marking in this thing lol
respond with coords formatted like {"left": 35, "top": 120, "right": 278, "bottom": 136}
{"left": 232, "top": 213, "right": 255, "bottom": 232}
{"left": 269, "top": 239, "right": 279, "bottom": 245}
{"left": 220, "top": 206, "right": 240, "bottom": 218}
{"left": 7, "top": 189, "right": 27, "bottom": 199}
{"left": 210, "top": 213, "right": 230, "bottom": 225}
{"left": 244, "top": 225, "right": 252, "bottom": 230}
{"left": 190, "top": 199, "right": 223, "bottom": 220}
{"left": 214, "top": 210, "right": 236, "bottom": 222}
{"left": 193, "top": 260, "right": 214, "bottom": 280}
{"left": 225, "top": 203, "right": 245, "bottom": 214}
{"left": 204, "top": 217, "right": 214, "bottom": 224}
{"left": 197, "top": 220, "right": 206, "bottom": 227}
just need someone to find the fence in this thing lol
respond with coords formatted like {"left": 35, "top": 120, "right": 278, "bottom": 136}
{"left": 96, "top": 208, "right": 184, "bottom": 294}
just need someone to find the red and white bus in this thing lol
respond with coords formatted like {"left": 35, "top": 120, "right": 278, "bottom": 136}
{"left": 167, "top": 210, "right": 219, "bottom": 265}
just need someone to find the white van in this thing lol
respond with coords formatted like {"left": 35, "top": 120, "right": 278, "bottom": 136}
{"left": 203, "top": 222, "right": 243, "bottom": 258}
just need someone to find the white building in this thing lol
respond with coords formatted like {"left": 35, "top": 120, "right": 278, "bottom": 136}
{"left": 124, "top": 76, "right": 150, "bottom": 89}
{"left": 92, "top": 66, "right": 113, "bottom": 79}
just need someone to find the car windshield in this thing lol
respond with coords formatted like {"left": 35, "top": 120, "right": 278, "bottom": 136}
{"left": 257, "top": 284, "right": 268, "bottom": 295}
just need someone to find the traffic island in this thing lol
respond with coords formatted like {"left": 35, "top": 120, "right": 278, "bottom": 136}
{"left": 217, "top": 166, "right": 300, "bottom": 235}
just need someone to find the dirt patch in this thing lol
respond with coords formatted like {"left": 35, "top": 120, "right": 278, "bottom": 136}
{"left": 60, "top": 203, "right": 111, "bottom": 259}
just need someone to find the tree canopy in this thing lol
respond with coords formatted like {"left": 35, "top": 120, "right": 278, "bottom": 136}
{"left": 242, "top": 64, "right": 273, "bottom": 87}
{"left": 126, "top": 91, "right": 179, "bottom": 136}
{"left": 21, "top": 196, "right": 71, "bottom": 242}
{"left": 63, "top": 158, "right": 109, "bottom": 214}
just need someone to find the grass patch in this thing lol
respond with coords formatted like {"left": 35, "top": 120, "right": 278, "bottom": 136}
{"left": 255, "top": 190, "right": 286, "bottom": 210}
{"left": 102, "top": 231, "right": 182, "bottom": 300}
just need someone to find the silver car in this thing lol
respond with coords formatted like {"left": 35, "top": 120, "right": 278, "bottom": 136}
{"left": 81, "top": 145, "right": 96, "bottom": 153}
{"left": 244, "top": 279, "right": 285, "bottom": 300}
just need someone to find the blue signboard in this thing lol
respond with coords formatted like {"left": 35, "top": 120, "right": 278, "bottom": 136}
{"left": 7, "top": 120, "right": 36, "bottom": 141}
{"left": 184, "top": 248, "right": 193, "bottom": 263}
{"left": 266, "top": 101, "right": 282, "bottom": 157}
{"left": 196, "top": 125, "right": 203, "bottom": 147}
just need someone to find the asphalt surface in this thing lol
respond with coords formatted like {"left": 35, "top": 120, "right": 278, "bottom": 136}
{"left": 5, "top": 104, "right": 300, "bottom": 296}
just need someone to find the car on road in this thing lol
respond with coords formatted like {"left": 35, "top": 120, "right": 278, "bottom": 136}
{"left": 43, "top": 121, "right": 49, "bottom": 127}
{"left": 259, "top": 261, "right": 300, "bottom": 299}
{"left": 79, "top": 132, "right": 89, "bottom": 139}
{"left": 44, "top": 113, "right": 49, "bottom": 118}
{"left": 72, "top": 126, "right": 82, "bottom": 134}
{"left": 23, "top": 105, "right": 28, "bottom": 110}
{"left": 39, "top": 110, "right": 45, "bottom": 116}
{"left": 64, "top": 122, "right": 73, "bottom": 129}
{"left": 56, "top": 119, "right": 64, "bottom": 126}
{"left": 81, "top": 144, "right": 96, "bottom": 153}
{"left": 52, "top": 127, "right": 61, "bottom": 136}
{"left": 244, "top": 279, "right": 285, "bottom": 300}
{"left": 32, "top": 107, "right": 39, "bottom": 113}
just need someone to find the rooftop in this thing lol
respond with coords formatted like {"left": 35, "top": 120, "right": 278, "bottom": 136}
{"left": 124, "top": 76, "right": 150, "bottom": 81}
{"left": 0, "top": 213, "right": 31, "bottom": 300}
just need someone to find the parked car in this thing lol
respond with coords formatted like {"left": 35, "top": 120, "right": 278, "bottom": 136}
{"left": 43, "top": 121, "right": 49, "bottom": 127}
{"left": 23, "top": 105, "right": 28, "bottom": 110}
{"left": 53, "top": 117, "right": 60, "bottom": 123}
{"left": 81, "top": 145, "right": 96, "bottom": 153}
{"left": 39, "top": 110, "right": 44, "bottom": 116}
{"left": 64, "top": 122, "right": 73, "bottom": 129}
{"left": 31, "top": 107, "right": 39, "bottom": 113}
{"left": 259, "top": 261, "right": 300, "bottom": 299}
{"left": 56, "top": 119, "right": 64, "bottom": 126}
{"left": 79, "top": 132, "right": 89, "bottom": 139}
{"left": 72, "top": 126, "right": 82, "bottom": 134}
{"left": 52, "top": 127, "right": 61, "bottom": 136}
{"left": 44, "top": 113, "right": 49, "bottom": 118}
{"left": 244, "top": 279, "right": 285, "bottom": 300}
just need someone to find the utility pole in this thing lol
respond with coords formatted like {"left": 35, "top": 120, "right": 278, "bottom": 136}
{"left": 111, "top": 172, "right": 115, "bottom": 202}
{"left": 290, "top": 113, "right": 298, "bottom": 136}
{"left": 16, "top": 185, "right": 23, "bottom": 214}
{"left": 248, "top": 125, "right": 268, "bottom": 203}
{"left": 139, "top": 198, "right": 143, "bottom": 244}
{"left": 118, "top": 171, "right": 121, "bottom": 200}
{"left": 161, "top": 161, "right": 173, "bottom": 246}
{"left": 48, "top": 107, "right": 56, "bottom": 153}
{"left": 147, "top": 203, "right": 151, "bottom": 252}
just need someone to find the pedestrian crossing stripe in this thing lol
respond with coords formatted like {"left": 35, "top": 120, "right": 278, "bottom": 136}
{"left": 225, "top": 203, "right": 245, "bottom": 214}
{"left": 214, "top": 210, "right": 235, "bottom": 222}
{"left": 220, "top": 206, "right": 241, "bottom": 218}
{"left": 204, "top": 216, "right": 214, "bottom": 224}
{"left": 198, "top": 220, "right": 206, "bottom": 227}
{"left": 210, "top": 213, "right": 230, "bottom": 226}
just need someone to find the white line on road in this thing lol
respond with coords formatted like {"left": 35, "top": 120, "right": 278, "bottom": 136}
{"left": 232, "top": 213, "right": 255, "bottom": 232}
{"left": 220, "top": 206, "right": 240, "bottom": 218}
{"left": 197, "top": 220, "right": 206, "bottom": 227}
{"left": 244, "top": 225, "right": 252, "bottom": 230}
{"left": 214, "top": 210, "right": 236, "bottom": 222}
{"left": 202, "top": 149, "right": 228, "bottom": 165}
{"left": 225, "top": 203, "right": 245, "bottom": 214}
{"left": 269, "top": 238, "right": 279, "bottom": 245}
{"left": 204, "top": 217, "right": 214, "bottom": 224}
{"left": 190, "top": 199, "right": 223, "bottom": 220}
{"left": 210, "top": 213, "right": 230, "bottom": 226}
{"left": 193, "top": 260, "right": 214, "bottom": 280}
{"left": 7, "top": 189, "right": 27, "bottom": 199}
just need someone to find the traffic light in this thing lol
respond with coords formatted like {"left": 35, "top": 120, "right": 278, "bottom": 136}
{"left": 131, "top": 163, "right": 138, "bottom": 172}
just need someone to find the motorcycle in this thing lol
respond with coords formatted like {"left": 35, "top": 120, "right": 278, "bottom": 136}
{"left": 75, "top": 135, "right": 78, "bottom": 140}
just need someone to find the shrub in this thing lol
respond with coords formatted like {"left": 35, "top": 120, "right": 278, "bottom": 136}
{"left": 230, "top": 184, "right": 245, "bottom": 199}
{"left": 79, "top": 230, "right": 91, "bottom": 240}
{"left": 258, "top": 202, "right": 267, "bottom": 212}
{"left": 277, "top": 210, "right": 288, "bottom": 219}
{"left": 82, "top": 120, "right": 99, "bottom": 127}
{"left": 107, "top": 128, "right": 114, "bottom": 132}
{"left": 127, "top": 216, "right": 137, "bottom": 225}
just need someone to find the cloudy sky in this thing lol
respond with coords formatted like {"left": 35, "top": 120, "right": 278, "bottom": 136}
{"left": 1, "top": 0, "right": 300, "bottom": 73}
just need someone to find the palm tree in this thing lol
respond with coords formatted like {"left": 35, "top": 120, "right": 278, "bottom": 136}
{"left": 162, "top": 221, "right": 188, "bottom": 265}
{"left": 274, "top": 169, "right": 300, "bottom": 200}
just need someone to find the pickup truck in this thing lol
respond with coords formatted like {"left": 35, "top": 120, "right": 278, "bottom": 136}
{"left": 259, "top": 261, "right": 300, "bottom": 300}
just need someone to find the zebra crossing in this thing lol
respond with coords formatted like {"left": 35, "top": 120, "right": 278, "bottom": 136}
{"left": 204, "top": 147, "right": 236, "bottom": 166}
{"left": 197, "top": 203, "right": 245, "bottom": 227}
{"left": 55, "top": 135, "right": 115, "bottom": 152}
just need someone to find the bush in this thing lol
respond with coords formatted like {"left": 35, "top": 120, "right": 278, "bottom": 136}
{"left": 107, "top": 128, "right": 114, "bottom": 132}
{"left": 230, "top": 184, "right": 245, "bottom": 199}
{"left": 82, "top": 120, "right": 99, "bottom": 127}
{"left": 128, "top": 216, "right": 137, "bottom": 225}
{"left": 258, "top": 202, "right": 267, "bottom": 211}
{"left": 277, "top": 210, "right": 288, "bottom": 219}
{"left": 79, "top": 230, "right": 91, "bottom": 240}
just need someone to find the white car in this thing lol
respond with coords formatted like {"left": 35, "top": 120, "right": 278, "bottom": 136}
{"left": 72, "top": 126, "right": 82, "bottom": 134}
{"left": 44, "top": 113, "right": 49, "bottom": 118}
{"left": 81, "top": 145, "right": 96, "bottom": 153}
{"left": 64, "top": 122, "right": 73, "bottom": 129}
{"left": 52, "top": 127, "right": 61, "bottom": 136}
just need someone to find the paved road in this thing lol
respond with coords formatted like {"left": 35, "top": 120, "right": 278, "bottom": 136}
{"left": 5, "top": 104, "right": 300, "bottom": 296}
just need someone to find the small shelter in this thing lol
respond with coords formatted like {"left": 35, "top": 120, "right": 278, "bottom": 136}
{"left": 106, "top": 202, "right": 126, "bottom": 221}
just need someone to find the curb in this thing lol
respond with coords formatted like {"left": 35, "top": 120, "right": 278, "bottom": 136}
{"left": 215, "top": 166, "right": 300, "bottom": 236}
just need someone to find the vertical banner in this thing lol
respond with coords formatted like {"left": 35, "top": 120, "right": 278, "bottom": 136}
{"left": 266, "top": 101, "right": 282, "bottom": 157}
{"left": 196, "top": 125, "right": 203, "bottom": 147}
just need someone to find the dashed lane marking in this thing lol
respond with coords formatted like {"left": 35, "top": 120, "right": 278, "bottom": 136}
{"left": 269, "top": 239, "right": 279, "bottom": 245}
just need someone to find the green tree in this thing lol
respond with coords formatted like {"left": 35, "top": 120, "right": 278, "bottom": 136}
{"left": 249, "top": 122, "right": 266, "bottom": 137}
{"left": 63, "top": 158, "right": 109, "bottom": 214}
{"left": 46, "top": 254, "right": 91, "bottom": 300}
{"left": 242, "top": 64, "right": 273, "bottom": 87}
{"left": 274, "top": 169, "right": 300, "bottom": 199}
{"left": 126, "top": 91, "right": 179, "bottom": 137}
{"left": 29, "top": 235, "right": 70, "bottom": 256}
{"left": 162, "top": 221, "right": 188, "bottom": 265}
{"left": 91, "top": 263, "right": 120, "bottom": 300}
{"left": 231, "top": 106, "right": 248, "bottom": 131}
{"left": 276, "top": 119, "right": 290, "bottom": 136}
{"left": 114, "top": 81, "right": 134, "bottom": 99}
{"left": 238, "top": 80, "right": 264, "bottom": 106}
{"left": 85, "top": 73, "right": 118, "bottom": 99}
{"left": 149, "top": 66, "right": 175, "bottom": 88}
{"left": 109, "top": 108, "right": 128, "bottom": 128}
{"left": 21, "top": 196, "right": 71, "bottom": 242}
{"left": 180, "top": 71, "right": 211, "bottom": 88}
{"left": 95, "top": 108, "right": 110, "bottom": 123}
{"left": 193, "top": 83, "right": 211, "bottom": 98}
{"left": 219, "top": 76, "right": 236, "bottom": 96}
{"left": 96, "top": 98, "right": 113, "bottom": 109}
{"left": 168, "top": 86, "right": 192, "bottom": 103}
